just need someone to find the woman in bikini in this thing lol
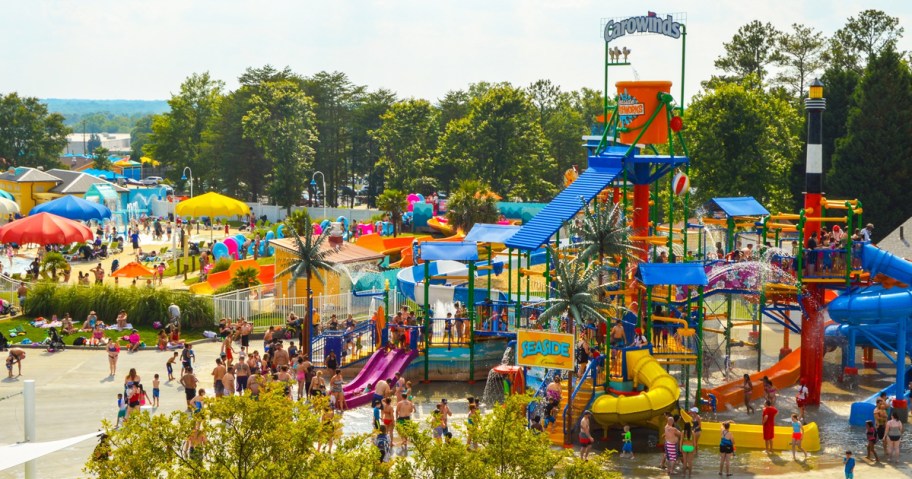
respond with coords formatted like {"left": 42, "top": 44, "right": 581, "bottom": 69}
{"left": 331, "top": 369, "right": 346, "bottom": 412}
{"left": 309, "top": 370, "right": 325, "bottom": 397}
{"left": 107, "top": 340, "right": 120, "bottom": 376}
{"left": 885, "top": 411, "right": 903, "bottom": 463}
{"left": 295, "top": 357, "right": 308, "bottom": 400}
{"left": 742, "top": 374, "right": 755, "bottom": 414}
{"left": 680, "top": 422, "right": 696, "bottom": 475}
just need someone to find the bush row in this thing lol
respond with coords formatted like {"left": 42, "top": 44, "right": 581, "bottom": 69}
{"left": 24, "top": 283, "right": 214, "bottom": 329}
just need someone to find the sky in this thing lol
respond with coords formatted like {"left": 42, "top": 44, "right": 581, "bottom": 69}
{"left": 3, "top": 0, "right": 912, "bottom": 104}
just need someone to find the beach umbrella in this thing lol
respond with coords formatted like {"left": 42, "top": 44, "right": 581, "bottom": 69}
{"left": 0, "top": 189, "right": 14, "bottom": 201}
{"left": 175, "top": 192, "right": 250, "bottom": 218}
{"left": 30, "top": 195, "right": 111, "bottom": 221}
{"left": 0, "top": 212, "right": 93, "bottom": 245}
{"left": 111, "top": 261, "right": 155, "bottom": 278}
{"left": 0, "top": 198, "right": 20, "bottom": 216}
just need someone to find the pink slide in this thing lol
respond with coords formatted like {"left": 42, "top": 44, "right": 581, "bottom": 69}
{"left": 343, "top": 349, "right": 418, "bottom": 408}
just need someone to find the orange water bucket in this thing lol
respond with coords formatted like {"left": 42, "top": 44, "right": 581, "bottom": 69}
{"left": 616, "top": 81, "right": 672, "bottom": 145}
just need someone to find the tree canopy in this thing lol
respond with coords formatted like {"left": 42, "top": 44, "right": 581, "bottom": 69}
{"left": 0, "top": 93, "right": 70, "bottom": 169}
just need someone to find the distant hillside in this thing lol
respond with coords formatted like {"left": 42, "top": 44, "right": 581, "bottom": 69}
{"left": 42, "top": 99, "right": 170, "bottom": 116}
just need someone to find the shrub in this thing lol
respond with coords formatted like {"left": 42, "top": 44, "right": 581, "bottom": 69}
{"left": 24, "top": 283, "right": 214, "bottom": 329}
{"left": 209, "top": 257, "right": 233, "bottom": 274}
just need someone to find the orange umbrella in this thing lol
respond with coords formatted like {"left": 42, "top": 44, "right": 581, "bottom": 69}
{"left": 111, "top": 262, "right": 155, "bottom": 278}
{"left": 0, "top": 212, "right": 93, "bottom": 245}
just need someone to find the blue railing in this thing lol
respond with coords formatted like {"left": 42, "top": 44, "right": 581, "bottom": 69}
{"left": 310, "top": 319, "right": 376, "bottom": 367}
{"left": 560, "top": 357, "right": 602, "bottom": 440}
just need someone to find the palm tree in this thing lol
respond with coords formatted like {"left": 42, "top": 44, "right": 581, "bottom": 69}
{"left": 573, "top": 200, "right": 639, "bottom": 299}
{"left": 538, "top": 251, "right": 615, "bottom": 330}
{"left": 445, "top": 179, "right": 500, "bottom": 232}
{"left": 40, "top": 252, "right": 69, "bottom": 282}
{"left": 228, "top": 267, "right": 261, "bottom": 291}
{"left": 376, "top": 189, "right": 407, "bottom": 237}
{"left": 276, "top": 225, "right": 335, "bottom": 358}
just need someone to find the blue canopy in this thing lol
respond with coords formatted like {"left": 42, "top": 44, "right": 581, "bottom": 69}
{"left": 464, "top": 224, "right": 520, "bottom": 244}
{"left": 82, "top": 168, "right": 126, "bottom": 180}
{"left": 420, "top": 242, "right": 479, "bottom": 261}
{"left": 637, "top": 263, "right": 708, "bottom": 286}
{"left": 30, "top": 195, "right": 112, "bottom": 221}
{"left": 709, "top": 197, "right": 769, "bottom": 217}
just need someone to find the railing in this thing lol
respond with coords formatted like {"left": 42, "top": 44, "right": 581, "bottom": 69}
{"left": 213, "top": 285, "right": 388, "bottom": 331}
{"left": 425, "top": 317, "right": 470, "bottom": 349}
{"left": 310, "top": 318, "right": 377, "bottom": 368}
{"left": 561, "top": 357, "right": 603, "bottom": 440}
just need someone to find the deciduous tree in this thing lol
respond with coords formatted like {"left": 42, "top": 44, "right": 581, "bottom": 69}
{"left": 0, "top": 93, "right": 70, "bottom": 169}
{"left": 685, "top": 81, "right": 802, "bottom": 213}
{"left": 371, "top": 100, "right": 440, "bottom": 191}
{"left": 713, "top": 21, "right": 782, "bottom": 88}
{"left": 829, "top": 45, "right": 912, "bottom": 241}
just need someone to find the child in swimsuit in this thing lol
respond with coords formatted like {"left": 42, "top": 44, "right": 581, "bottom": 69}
{"left": 621, "top": 425, "right": 634, "bottom": 458}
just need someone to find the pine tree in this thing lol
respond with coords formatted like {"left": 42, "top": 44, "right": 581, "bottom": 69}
{"left": 829, "top": 46, "right": 912, "bottom": 240}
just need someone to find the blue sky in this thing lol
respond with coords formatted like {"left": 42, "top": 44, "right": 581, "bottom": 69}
{"left": 3, "top": 1, "right": 910, "bottom": 103}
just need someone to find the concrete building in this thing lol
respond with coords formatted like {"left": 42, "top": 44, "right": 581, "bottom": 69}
{"left": 62, "top": 133, "right": 131, "bottom": 155}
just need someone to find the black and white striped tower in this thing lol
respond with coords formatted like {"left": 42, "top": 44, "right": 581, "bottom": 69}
{"left": 803, "top": 77, "right": 826, "bottom": 232}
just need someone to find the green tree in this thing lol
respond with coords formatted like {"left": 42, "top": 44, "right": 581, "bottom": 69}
{"left": 372, "top": 99, "right": 440, "bottom": 191}
{"left": 302, "top": 71, "right": 366, "bottom": 207}
{"left": 438, "top": 85, "right": 557, "bottom": 201}
{"left": 684, "top": 81, "right": 802, "bottom": 212}
{"left": 242, "top": 79, "right": 319, "bottom": 212}
{"left": 227, "top": 266, "right": 261, "bottom": 291}
{"left": 86, "top": 133, "right": 102, "bottom": 155}
{"left": 92, "top": 146, "right": 111, "bottom": 170}
{"left": 206, "top": 66, "right": 300, "bottom": 202}
{"left": 574, "top": 201, "right": 638, "bottom": 289}
{"left": 838, "top": 9, "right": 904, "bottom": 63}
{"left": 713, "top": 21, "right": 783, "bottom": 88}
{"left": 445, "top": 180, "right": 500, "bottom": 233}
{"left": 84, "top": 386, "right": 383, "bottom": 479}
{"left": 129, "top": 115, "right": 153, "bottom": 162}
{"left": 276, "top": 226, "right": 334, "bottom": 353}
{"left": 285, "top": 209, "right": 312, "bottom": 237}
{"left": 437, "top": 89, "right": 471, "bottom": 131}
{"left": 376, "top": 189, "right": 408, "bottom": 237}
{"left": 774, "top": 24, "right": 825, "bottom": 100}
{"left": 144, "top": 72, "right": 224, "bottom": 188}
{"left": 351, "top": 89, "right": 396, "bottom": 207}
{"left": 40, "top": 251, "right": 69, "bottom": 281}
{"left": 0, "top": 93, "right": 70, "bottom": 169}
{"left": 829, "top": 45, "right": 912, "bottom": 241}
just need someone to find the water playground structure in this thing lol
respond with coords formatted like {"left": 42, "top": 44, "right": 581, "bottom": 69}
{"left": 205, "top": 13, "right": 912, "bottom": 456}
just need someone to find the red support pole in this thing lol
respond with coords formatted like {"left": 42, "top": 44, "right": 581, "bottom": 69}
{"left": 799, "top": 284, "right": 824, "bottom": 405}
{"left": 633, "top": 183, "right": 650, "bottom": 262}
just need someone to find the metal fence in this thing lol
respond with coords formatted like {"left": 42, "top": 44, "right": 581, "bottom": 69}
{"left": 212, "top": 283, "right": 393, "bottom": 331}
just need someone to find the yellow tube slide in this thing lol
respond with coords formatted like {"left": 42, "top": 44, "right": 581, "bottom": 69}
{"left": 591, "top": 349, "right": 679, "bottom": 425}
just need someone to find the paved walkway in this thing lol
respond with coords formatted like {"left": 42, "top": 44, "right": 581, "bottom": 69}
{"left": 0, "top": 342, "right": 224, "bottom": 478}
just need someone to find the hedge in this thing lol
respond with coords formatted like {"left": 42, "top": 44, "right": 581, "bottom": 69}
{"left": 24, "top": 283, "right": 214, "bottom": 329}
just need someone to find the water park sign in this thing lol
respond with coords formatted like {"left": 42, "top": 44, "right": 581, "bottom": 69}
{"left": 517, "top": 330, "right": 575, "bottom": 370}
{"left": 603, "top": 12, "right": 684, "bottom": 43}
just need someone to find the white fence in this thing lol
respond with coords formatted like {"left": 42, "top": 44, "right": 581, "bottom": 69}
{"left": 212, "top": 283, "right": 395, "bottom": 330}
{"left": 245, "top": 203, "right": 381, "bottom": 223}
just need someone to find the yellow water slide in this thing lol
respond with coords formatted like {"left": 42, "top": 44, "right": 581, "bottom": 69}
{"left": 590, "top": 349, "right": 679, "bottom": 425}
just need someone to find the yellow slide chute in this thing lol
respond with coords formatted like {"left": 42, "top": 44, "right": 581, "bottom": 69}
{"left": 591, "top": 349, "right": 679, "bottom": 425}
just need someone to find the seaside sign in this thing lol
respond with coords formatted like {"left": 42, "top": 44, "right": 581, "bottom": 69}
{"left": 516, "top": 330, "right": 575, "bottom": 370}
{"left": 604, "top": 12, "right": 683, "bottom": 43}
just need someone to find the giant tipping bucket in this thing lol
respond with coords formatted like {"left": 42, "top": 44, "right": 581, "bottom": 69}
{"left": 616, "top": 81, "right": 672, "bottom": 145}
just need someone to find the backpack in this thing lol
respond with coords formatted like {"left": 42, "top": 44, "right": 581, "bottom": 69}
{"left": 376, "top": 434, "right": 390, "bottom": 454}
{"left": 73, "top": 337, "right": 87, "bottom": 346}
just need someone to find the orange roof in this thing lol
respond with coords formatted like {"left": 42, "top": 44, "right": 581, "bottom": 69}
{"left": 270, "top": 236, "right": 384, "bottom": 265}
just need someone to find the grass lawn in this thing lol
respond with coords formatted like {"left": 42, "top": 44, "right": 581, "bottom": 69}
{"left": 1, "top": 316, "right": 207, "bottom": 348}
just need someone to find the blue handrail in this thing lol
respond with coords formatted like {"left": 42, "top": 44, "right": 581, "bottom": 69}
{"left": 560, "top": 358, "right": 601, "bottom": 440}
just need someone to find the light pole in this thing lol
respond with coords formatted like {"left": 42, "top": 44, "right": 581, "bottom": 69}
{"left": 311, "top": 171, "right": 326, "bottom": 220}
{"left": 181, "top": 167, "right": 194, "bottom": 198}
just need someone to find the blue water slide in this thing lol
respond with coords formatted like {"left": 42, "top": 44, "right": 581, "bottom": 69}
{"left": 826, "top": 245, "right": 912, "bottom": 421}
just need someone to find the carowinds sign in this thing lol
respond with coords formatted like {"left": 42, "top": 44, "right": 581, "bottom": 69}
{"left": 603, "top": 12, "right": 684, "bottom": 43}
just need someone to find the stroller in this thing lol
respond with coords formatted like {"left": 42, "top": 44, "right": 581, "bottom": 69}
{"left": 47, "top": 327, "right": 65, "bottom": 353}
{"left": 0, "top": 298, "right": 16, "bottom": 316}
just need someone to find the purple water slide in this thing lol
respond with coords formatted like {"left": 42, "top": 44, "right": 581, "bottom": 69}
{"left": 342, "top": 349, "right": 393, "bottom": 395}
{"left": 344, "top": 349, "right": 418, "bottom": 409}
